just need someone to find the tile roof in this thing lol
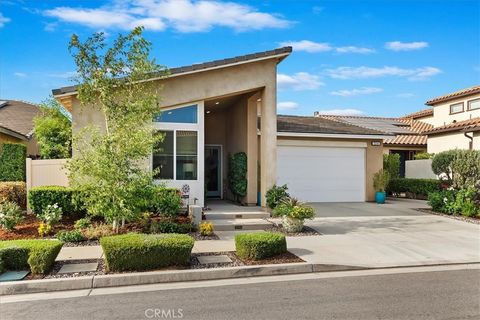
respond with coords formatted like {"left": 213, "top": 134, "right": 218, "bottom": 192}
{"left": 401, "top": 108, "right": 433, "bottom": 119}
{"left": 52, "top": 47, "right": 293, "bottom": 96}
{"left": 423, "top": 117, "right": 480, "bottom": 135}
{"left": 426, "top": 85, "right": 480, "bottom": 106}
{"left": 277, "top": 115, "right": 388, "bottom": 136}
{"left": 0, "top": 100, "right": 40, "bottom": 139}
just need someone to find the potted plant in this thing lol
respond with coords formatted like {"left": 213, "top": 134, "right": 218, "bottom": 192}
{"left": 272, "top": 197, "right": 315, "bottom": 232}
{"left": 373, "top": 169, "right": 390, "bottom": 204}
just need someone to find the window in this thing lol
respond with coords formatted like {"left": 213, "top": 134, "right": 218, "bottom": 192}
{"left": 152, "top": 130, "right": 198, "bottom": 180}
{"left": 468, "top": 99, "right": 480, "bottom": 111}
{"left": 154, "top": 105, "right": 197, "bottom": 123}
{"left": 449, "top": 102, "right": 464, "bottom": 114}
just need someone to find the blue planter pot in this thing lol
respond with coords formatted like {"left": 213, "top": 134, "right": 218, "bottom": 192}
{"left": 375, "top": 191, "right": 386, "bottom": 204}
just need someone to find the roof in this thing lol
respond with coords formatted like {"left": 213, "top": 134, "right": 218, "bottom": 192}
{"left": 401, "top": 108, "right": 433, "bottom": 119}
{"left": 426, "top": 85, "right": 480, "bottom": 106}
{"left": 423, "top": 117, "right": 480, "bottom": 135}
{"left": 277, "top": 115, "right": 389, "bottom": 136}
{"left": 0, "top": 100, "right": 40, "bottom": 139}
{"left": 52, "top": 47, "right": 292, "bottom": 96}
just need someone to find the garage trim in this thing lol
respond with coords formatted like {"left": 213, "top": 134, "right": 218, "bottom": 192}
{"left": 277, "top": 139, "right": 367, "bottom": 148}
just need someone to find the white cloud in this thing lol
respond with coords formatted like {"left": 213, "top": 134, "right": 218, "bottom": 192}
{"left": 280, "top": 40, "right": 332, "bottom": 53}
{"left": 44, "top": 22, "right": 58, "bottom": 32}
{"left": 335, "top": 46, "right": 375, "bottom": 54}
{"left": 330, "top": 87, "right": 383, "bottom": 97}
{"left": 278, "top": 101, "right": 299, "bottom": 110}
{"left": 0, "top": 12, "right": 11, "bottom": 27}
{"left": 47, "top": 71, "right": 77, "bottom": 79}
{"left": 316, "top": 108, "right": 365, "bottom": 116}
{"left": 277, "top": 72, "right": 323, "bottom": 91}
{"left": 385, "top": 41, "right": 429, "bottom": 51}
{"left": 44, "top": 0, "right": 291, "bottom": 33}
{"left": 312, "top": 6, "right": 324, "bottom": 14}
{"left": 327, "top": 66, "right": 441, "bottom": 81}
{"left": 13, "top": 72, "right": 27, "bottom": 78}
{"left": 396, "top": 93, "right": 415, "bottom": 98}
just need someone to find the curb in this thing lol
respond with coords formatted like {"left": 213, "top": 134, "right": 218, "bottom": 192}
{"left": 0, "top": 263, "right": 364, "bottom": 295}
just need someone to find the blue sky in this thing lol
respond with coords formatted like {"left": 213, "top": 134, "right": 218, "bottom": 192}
{"left": 0, "top": 0, "right": 479, "bottom": 117}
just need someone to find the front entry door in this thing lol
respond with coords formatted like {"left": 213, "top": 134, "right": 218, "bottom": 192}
{"left": 205, "top": 145, "right": 222, "bottom": 198}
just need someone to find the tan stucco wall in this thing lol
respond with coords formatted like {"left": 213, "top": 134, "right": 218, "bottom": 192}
{"left": 0, "top": 132, "right": 39, "bottom": 157}
{"left": 430, "top": 93, "right": 480, "bottom": 128}
{"left": 415, "top": 114, "right": 435, "bottom": 126}
{"left": 427, "top": 131, "right": 480, "bottom": 153}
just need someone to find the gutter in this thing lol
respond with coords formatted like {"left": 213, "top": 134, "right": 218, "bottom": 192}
{"left": 464, "top": 132, "right": 474, "bottom": 150}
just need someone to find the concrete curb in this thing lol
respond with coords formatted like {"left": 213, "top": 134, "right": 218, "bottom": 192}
{"left": 0, "top": 263, "right": 362, "bottom": 295}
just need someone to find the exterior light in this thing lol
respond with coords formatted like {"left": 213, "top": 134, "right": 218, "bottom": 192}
{"left": 215, "top": 101, "right": 220, "bottom": 105}
{"left": 206, "top": 110, "right": 211, "bottom": 114}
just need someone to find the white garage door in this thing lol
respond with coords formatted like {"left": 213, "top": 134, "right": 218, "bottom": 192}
{"left": 277, "top": 145, "right": 366, "bottom": 202}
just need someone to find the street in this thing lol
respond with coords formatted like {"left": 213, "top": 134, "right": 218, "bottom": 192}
{"left": 1, "top": 265, "right": 479, "bottom": 320}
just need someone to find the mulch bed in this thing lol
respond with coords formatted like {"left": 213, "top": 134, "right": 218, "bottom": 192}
{"left": 189, "top": 232, "right": 220, "bottom": 240}
{"left": 416, "top": 208, "right": 480, "bottom": 225}
{"left": 265, "top": 224, "right": 321, "bottom": 237}
{"left": 0, "top": 214, "right": 78, "bottom": 241}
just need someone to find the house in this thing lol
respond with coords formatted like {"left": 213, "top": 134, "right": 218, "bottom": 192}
{"left": 0, "top": 100, "right": 40, "bottom": 157}
{"left": 314, "top": 114, "right": 432, "bottom": 177}
{"left": 52, "top": 47, "right": 388, "bottom": 206}
{"left": 422, "top": 85, "right": 480, "bottom": 153}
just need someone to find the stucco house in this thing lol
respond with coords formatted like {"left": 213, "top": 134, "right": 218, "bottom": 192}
{"left": 0, "top": 99, "right": 40, "bottom": 157}
{"left": 52, "top": 47, "right": 388, "bottom": 206}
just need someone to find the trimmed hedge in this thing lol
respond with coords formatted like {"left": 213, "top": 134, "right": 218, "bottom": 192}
{"left": 388, "top": 178, "right": 442, "bottom": 199}
{"left": 149, "top": 186, "right": 182, "bottom": 216}
{"left": 0, "top": 181, "right": 27, "bottom": 208}
{"left": 28, "top": 186, "right": 77, "bottom": 215}
{"left": 100, "top": 233, "right": 194, "bottom": 272}
{"left": 235, "top": 232, "right": 287, "bottom": 260}
{"left": 0, "top": 240, "right": 63, "bottom": 274}
{"left": 0, "top": 143, "right": 27, "bottom": 182}
{"left": 149, "top": 220, "right": 193, "bottom": 234}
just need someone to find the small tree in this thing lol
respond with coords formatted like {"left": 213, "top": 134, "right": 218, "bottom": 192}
{"left": 373, "top": 169, "right": 390, "bottom": 192}
{"left": 228, "top": 152, "right": 247, "bottom": 203}
{"left": 383, "top": 153, "right": 400, "bottom": 180}
{"left": 67, "top": 27, "right": 167, "bottom": 231}
{"left": 33, "top": 98, "right": 72, "bottom": 159}
{"left": 451, "top": 150, "right": 480, "bottom": 191}
{"left": 431, "top": 150, "right": 457, "bottom": 184}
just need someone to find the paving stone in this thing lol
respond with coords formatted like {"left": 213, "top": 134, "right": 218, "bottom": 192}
{"left": 56, "top": 246, "right": 103, "bottom": 261}
{"left": 197, "top": 255, "right": 232, "bottom": 264}
{"left": 58, "top": 263, "right": 99, "bottom": 274}
{"left": 0, "top": 271, "right": 29, "bottom": 282}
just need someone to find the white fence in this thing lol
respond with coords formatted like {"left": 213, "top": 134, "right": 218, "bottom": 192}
{"left": 405, "top": 159, "right": 437, "bottom": 179}
{"left": 26, "top": 158, "right": 70, "bottom": 194}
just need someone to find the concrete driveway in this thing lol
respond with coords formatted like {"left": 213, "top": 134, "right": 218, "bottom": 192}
{"left": 288, "top": 198, "right": 480, "bottom": 268}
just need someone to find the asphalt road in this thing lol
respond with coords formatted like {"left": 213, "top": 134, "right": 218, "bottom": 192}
{"left": 1, "top": 269, "right": 479, "bottom": 320}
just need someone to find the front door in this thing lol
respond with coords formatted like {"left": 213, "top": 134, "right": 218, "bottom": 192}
{"left": 205, "top": 145, "right": 222, "bottom": 198}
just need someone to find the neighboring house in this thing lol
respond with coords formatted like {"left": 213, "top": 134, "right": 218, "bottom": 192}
{"left": 52, "top": 47, "right": 388, "bottom": 205}
{"left": 422, "top": 85, "right": 480, "bottom": 153}
{"left": 315, "top": 114, "right": 432, "bottom": 177}
{"left": 0, "top": 99, "right": 40, "bottom": 157}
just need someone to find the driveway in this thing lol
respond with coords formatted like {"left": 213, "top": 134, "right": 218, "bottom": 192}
{"left": 288, "top": 198, "right": 480, "bottom": 268}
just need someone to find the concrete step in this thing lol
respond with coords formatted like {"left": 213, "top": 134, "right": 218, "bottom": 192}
{"left": 208, "top": 218, "right": 273, "bottom": 231}
{"left": 204, "top": 211, "right": 270, "bottom": 220}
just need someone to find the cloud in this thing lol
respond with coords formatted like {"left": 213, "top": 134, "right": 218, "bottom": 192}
{"left": 330, "top": 87, "right": 383, "bottom": 97}
{"left": 396, "top": 93, "right": 415, "bottom": 98}
{"left": 44, "top": 0, "right": 291, "bottom": 33}
{"left": 14, "top": 72, "right": 27, "bottom": 78}
{"left": 385, "top": 41, "right": 429, "bottom": 51}
{"left": 277, "top": 72, "right": 323, "bottom": 91}
{"left": 316, "top": 108, "right": 365, "bottom": 116}
{"left": 0, "top": 12, "right": 11, "bottom": 27}
{"left": 280, "top": 40, "right": 332, "bottom": 53}
{"left": 335, "top": 46, "right": 375, "bottom": 54}
{"left": 47, "top": 71, "right": 77, "bottom": 79}
{"left": 327, "top": 66, "right": 441, "bottom": 81}
{"left": 312, "top": 6, "right": 324, "bottom": 14}
{"left": 278, "top": 101, "right": 299, "bottom": 110}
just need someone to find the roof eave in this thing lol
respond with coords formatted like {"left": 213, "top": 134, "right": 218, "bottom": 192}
{"left": 276, "top": 131, "right": 392, "bottom": 140}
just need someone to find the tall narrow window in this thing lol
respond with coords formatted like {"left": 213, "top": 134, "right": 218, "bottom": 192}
{"left": 176, "top": 131, "right": 197, "bottom": 180}
{"left": 153, "top": 131, "right": 174, "bottom": 179}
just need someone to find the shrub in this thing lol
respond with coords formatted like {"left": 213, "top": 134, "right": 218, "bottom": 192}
{"left": 199, "top": 222, "right": 214, "bottom": 236}
{"left": 265, "top": 184, "right": 290, "bottom": 209}
{"left": 415, "top": 152, "right": 434, "bottom": 160}
{"left": 152, "top": 187, "right": 182, "bottom": 216}
{"left": 56, "top": 230, "right": 85, "bottom": 242}
{"left": 38, "top": 222, "right": 52, "bottom": 237}
{"left": 383, "top": 153, "right": 400, "bottom": 180}
{"left": 0, "top": 181, "right": 27, "bottom": 208}
{"left": 74, "top": 217, "right": 92, "bottom": 230}
{"left": 272, "top": 197, "right": 315, "bottom": 221}
{"left": 235, "top": 232, "right": 287, "bottom": 260}
{"left": 228, "top": 152, "right": 248, "bottom": 203}
{"left": 0, "top": 201, "right": 24, "bottom": 231}
{"left": 388, "top": 178, "right": 442, "bottom": 198}
{"left": 100, "top": 233, "right": 194, "bottom": 272}
{"left": 28, "top": 186, "right": 77, "bottom": 215}
{"left": 150, "top": 220, "right": 193, "bottom": 234}
{"left": 447, "top": 187, "right": 480, "bottom": 217}
{"left": 0, "top": 239, "right": 63, "bottom": 274}
{"left": 37, "top": 203, "right": 62, "bottom": 225}
{"left": 373, "top": 169, "right": 390, "bottom": 192}
{"left": 450, "top": 150, "right": 480, "bottom": 191}
{"left": 0, "top": 143, "right": 27, "bottom": 181}
{"left": 427, "top": 190, "right": 455, "bottom": 213}
{"left": 81, "top": 224, "right": 115, "bottom": 240}
{"left": 431, "top": 150, "right": 457, "bottom": 183}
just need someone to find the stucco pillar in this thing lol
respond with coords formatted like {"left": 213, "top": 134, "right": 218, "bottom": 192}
{"left": 260, "top": 83, "right": 277, "bottom": 207}
{"left": 245, "top": 93, "right": 259, "bottom": 205}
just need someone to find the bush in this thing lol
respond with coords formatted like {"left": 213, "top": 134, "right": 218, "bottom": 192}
{"left": 431, "top": 150, "right": 457, "bottom": 183}
{"left": 272, "top": 197, "right": 315, "bottom": 221}
{"left": 0, "top": 143, "right": 27, "bottom": 181}
{"left": 151, "top": 187, "right": 182, "bottom": 216}
{"left": 38, "top": 222, "right": 53, "bottom": 237}
{"left": 100, "top": 233, "right": 194, "bottom": 272}
{"left": 199, "top": 222, "right": 214, "bottom": 236}
{"left": 427, "top": 190, "right": 455, "bottom": 213}
{"left": 373, "top": 169, "right": 390, "bottom": 192}
{"left": 235, "top": 232, "right": 287, "bottom": 260}
{"left": 56, "top": 230, "right": 85, "bottom": 242}
{"left": 383, "top": 153, "right": 400, "bottom": 180}
{"left": 0, "top": 201, "right": 24, "bottom": 231}
{"left": 388, "top": 178, "right": 442, "bottom": 198}
{"left": 450, "top": 150, "right": 480, "bottom": 191}
{"left": 0, "top": 181, "right": 27, "bottom": 208}
{"left": 150, "top": 220, "right": 193, "bottom": 234}
{"left": 0, "top": 239, "right": 63, "bottom": 274}
{"left": 447, "top": 187, "right": 480, "bottom": 217}
{"left": 415, "top": 152, "right": 434, "bottom": 160}
{"left": 28, "top": 186, "right": 76, "bottom": 215}
{"left": 81, "top": 224, "right": 115, "bottom": 240}
{"left": 228, "top": 152, "right": 248, "bottom": 202}
{"left": 74, "top": 217, "right": 92, "bottom": 230}
{"left": 265, "top": 184, "right": 289, "bottom": 209}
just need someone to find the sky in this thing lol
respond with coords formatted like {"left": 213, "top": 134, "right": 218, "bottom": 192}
{"left": 0, "top": 0, "right": 479, "bottom": 117}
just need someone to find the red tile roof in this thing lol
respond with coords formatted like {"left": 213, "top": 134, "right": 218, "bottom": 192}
{"left": 423, "top": 117, "right": 480, "bottom": 135}
{"left": 401, "top": 108, "right": 433, "bottom": 119}
{"left": 426, "top": 85, "right": 480, "bottom": 106}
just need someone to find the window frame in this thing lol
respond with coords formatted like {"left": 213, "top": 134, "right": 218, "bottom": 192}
{"left": 153, "top": 104, "right": 198, "bottom": 124}
{"left": 467, "top": 98, "right": 480, "bottom": 111}
{"left": 449, "top": 102, "right": 464, "bottom": 115}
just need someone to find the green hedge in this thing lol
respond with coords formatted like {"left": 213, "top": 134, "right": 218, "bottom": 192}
{"left": 387, "top": 178, "right": 442, "bottom": 198}
{"left": 235, "top": 232, "right": 287, "bottom": 260}
{"left": 100, "top": 233, "right": 194, "bottom": 272}
{"left": 0, "top": 181, "right": 27, "bottom": 208}
{"left": 28, "top": 186, "right": 78, "bottom": 215}
{"left": 0, "top": 240, "right": 63, "bottom": 274}
{"left": 149, "top": 220, "right": 193, "bottom": 234}
{"left": 0, "top": 143, "right": 27, "bottom": 181}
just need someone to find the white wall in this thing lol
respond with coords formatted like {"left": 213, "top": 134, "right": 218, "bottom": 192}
{"left": 405, "top": 159, "right": 437, "bottom": 179}
{"left": 431, "top": 93, "right": 480, "bottom": 128}
{"left": 427, "top": 132, "right": 479, "bottom": 153}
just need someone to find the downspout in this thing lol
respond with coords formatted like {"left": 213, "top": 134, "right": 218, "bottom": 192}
{"left": 464, "top": 131, "right": 473, "bottom": 150}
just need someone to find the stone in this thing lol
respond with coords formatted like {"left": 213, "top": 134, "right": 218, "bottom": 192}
{"left": 0, "top": 271, "right": 29, "bottom": 282}
{"left": 197, "top": 255, "right": 232, "bottom": 264}
{"left": 58, "top": 263, "right": 98, "bottom": 274}
{"left": 56, "top": 246, "right": 103, "bottom": 261}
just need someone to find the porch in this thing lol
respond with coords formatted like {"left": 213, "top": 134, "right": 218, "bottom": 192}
{"left": 204, "top": 200, "right": 272, "bottom": 231}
